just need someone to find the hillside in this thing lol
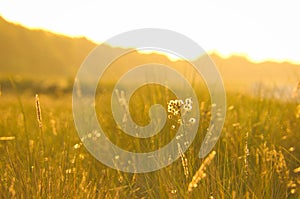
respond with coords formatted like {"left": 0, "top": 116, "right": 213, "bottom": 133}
{"left": 0, "top": 16, "right": 96, "bottom": 78}
{"left": 210, "top": 54, "right": 300, "bottom": 89}
{"left": 0, "top": 16, "right": 300, "bottom": 96}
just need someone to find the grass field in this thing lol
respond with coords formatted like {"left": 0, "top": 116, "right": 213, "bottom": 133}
{"left": 0, "top": 82, "right": 300, "bottom": 198}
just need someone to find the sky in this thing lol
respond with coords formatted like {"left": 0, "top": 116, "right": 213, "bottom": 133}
{"left": 0, "top": 0, "right": 299, "bottom": 63}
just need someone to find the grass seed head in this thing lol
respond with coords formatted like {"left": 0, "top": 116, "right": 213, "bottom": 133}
{"left": 35, "top": 94, "right": 42, "bottom": 128}
{"left": 188, "top": 150, "right": 216, "bottom": 192}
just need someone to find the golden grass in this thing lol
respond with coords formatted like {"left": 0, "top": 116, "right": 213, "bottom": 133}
{"left": 0, "top": 87, "right": 299, "bottom": 198}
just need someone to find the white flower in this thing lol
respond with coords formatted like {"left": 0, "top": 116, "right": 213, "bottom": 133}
{"left": 189, "top": 118, "right": 196, "bottom": 124}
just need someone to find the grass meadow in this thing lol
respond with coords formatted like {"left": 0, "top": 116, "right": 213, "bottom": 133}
{"left": 0, "top": 81, "right": 300, "bottom": 199}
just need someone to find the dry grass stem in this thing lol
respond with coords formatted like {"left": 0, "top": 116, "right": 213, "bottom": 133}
{"left": 177, "top": 143, "right": 189, "bottom": 179}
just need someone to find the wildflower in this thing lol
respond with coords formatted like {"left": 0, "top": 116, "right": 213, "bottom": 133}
{"left": 189, "top": 118, "right": 196, "bottom": 124}
{"left": 167, "top": 99, "right": 182, "bottom": 116}
{"left": 183, "top": 104, "right": 192, "bottom": 111}
{"left": 167, "top": 98, "right": 193, "bottom": 117}
{"left": 185, "top": 98, "right": 192, "bottom": 105}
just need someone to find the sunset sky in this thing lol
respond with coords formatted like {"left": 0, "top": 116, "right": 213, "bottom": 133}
{"left": 0, "top": 0, "right": 299, "bottom": 64}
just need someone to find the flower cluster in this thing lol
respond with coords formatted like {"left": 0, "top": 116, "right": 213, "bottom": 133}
{"left": 183, "top": 98, "right": 192, "bottom": 112}
{"left": 167, "top": 99, "right": 184, "bottom": 116}
{"left": 167, "top": 98, "right": 193, "bottom": 116}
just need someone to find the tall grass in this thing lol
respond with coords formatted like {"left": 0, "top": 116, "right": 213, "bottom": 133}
{"left": 0, "top": 88, "right": 300, "bottom": 198}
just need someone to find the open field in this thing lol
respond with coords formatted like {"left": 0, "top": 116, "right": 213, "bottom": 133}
{"left": 1, "top": 16, "right": 300, "bottom": 199}
{"left": 0, "top": 83, "right": 300, "bottom": 198}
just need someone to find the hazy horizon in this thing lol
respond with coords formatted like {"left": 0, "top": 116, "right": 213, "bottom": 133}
{"left": 1, "top": 15, "right": 300, "bottom": 66}
{"left": 0, "top": 1, "right": 299, "bottom": 64}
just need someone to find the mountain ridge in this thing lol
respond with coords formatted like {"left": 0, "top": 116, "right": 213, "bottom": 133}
{"left": 0, "top": 16, "right": 299, "bottom": 93}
